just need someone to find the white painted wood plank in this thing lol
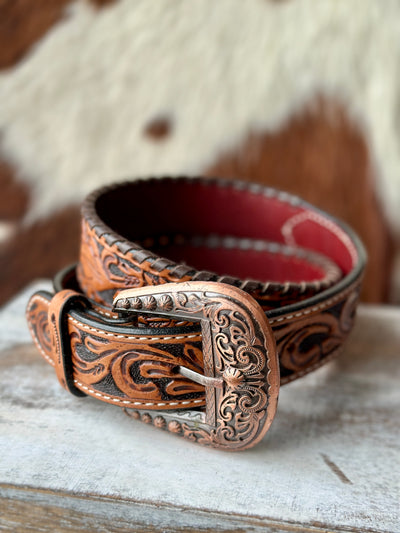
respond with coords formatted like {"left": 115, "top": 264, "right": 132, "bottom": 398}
{"left": 0, "top": 280, "right": 52, "bottom": 352}
{"left": 0, "top": 283, "right": 399, "bottom": 532}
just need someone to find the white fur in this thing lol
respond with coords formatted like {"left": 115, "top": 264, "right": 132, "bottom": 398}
{"left": 0, "top": 221, "right": 16, "bottom": 244}
{"left": 0, "top": 0, "right": 399, "bottom": 238}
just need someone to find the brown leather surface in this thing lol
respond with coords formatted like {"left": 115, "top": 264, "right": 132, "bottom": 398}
{"left": 27, "top": 290, "right": 205, "bottom": 409}
{"left": 27, "top": 276, "right": 360, "bottom": 409}
{"left": 26, "top": 177, "right": 366, "bottom": 412}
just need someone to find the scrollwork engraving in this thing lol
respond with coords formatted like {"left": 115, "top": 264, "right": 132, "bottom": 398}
{"left": 114, "top": 282, "right": 279, "bottom": 450}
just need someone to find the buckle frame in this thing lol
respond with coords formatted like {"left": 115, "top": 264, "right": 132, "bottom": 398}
{"left": 113, "top": 281, "right": 279, "bottom": 451}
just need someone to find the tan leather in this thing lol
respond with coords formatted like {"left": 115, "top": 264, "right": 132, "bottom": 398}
{"left": 26, "top": 177, "right": 366, "bottom": 447}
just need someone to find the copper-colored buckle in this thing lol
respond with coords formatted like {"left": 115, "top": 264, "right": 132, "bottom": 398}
{"left": 113, "top": 282, "right": 279, "bottom": 451}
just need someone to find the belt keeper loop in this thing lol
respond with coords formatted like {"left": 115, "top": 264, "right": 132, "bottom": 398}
{"left": 48, "top": 289, "right": 88, "bottom": 397}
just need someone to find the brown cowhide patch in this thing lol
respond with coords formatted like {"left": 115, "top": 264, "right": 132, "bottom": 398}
{"left": 0, "top": 0, "right": 117, "bottom": 70}
{"left": 144, "top": 116, "right": 173, "bottom": 141}
{"left": 0, "top": 157, "right": 29, "bottom": 220}
{"left": 205, "top": 101, "right": 393, "bottom": 303}
{"left": 0, "top": 205, "right": 80, "bottom": 305}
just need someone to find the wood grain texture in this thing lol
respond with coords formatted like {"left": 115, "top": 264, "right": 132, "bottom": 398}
{"left": 1, "top": 485, "right": 360, "bottom": 533}
{"left": 0, "top": 284, "right": 399, "bottom": 532}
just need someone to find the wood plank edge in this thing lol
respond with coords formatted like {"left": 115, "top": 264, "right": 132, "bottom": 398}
{"left": 0, "top": 483, "right": 387, "bottom": 533}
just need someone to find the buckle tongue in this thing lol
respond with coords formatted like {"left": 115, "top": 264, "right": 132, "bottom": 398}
{"left": 113, "top": 281, "right": 279, "bottom": 451}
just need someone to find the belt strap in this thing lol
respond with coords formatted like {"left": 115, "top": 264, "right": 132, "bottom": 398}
{"left": 26, "top": 177, "right": 366, "bottom": 450}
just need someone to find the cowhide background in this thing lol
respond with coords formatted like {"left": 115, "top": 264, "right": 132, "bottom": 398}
{"left": 0, "top": 0, "right": 399, "bottom": 306}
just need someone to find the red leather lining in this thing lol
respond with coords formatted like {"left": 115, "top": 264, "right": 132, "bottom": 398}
{"left": 96, "top": 179, "right": 356, "bottom": 282}
{"left": 286, "top": 218, "right": 355, "bottom": 273}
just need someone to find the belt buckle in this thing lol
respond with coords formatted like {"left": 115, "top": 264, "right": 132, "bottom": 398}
{"left": 114, "top": 282, "right": 279, "bottom": 451}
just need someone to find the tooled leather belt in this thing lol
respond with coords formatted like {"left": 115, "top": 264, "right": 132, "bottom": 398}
{"left": 26, "top": 177, "right": 366, "bottom": 451}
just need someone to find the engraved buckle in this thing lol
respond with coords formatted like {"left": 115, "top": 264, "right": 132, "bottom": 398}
{"left": 113, "top": 282, "right": 279, "bottom": 451}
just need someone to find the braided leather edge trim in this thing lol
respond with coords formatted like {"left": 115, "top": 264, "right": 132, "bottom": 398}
{"left": 80, "top": 176, "right": 364, "bottom": 299}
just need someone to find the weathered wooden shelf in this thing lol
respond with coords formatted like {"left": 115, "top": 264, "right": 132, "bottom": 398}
{"left": 0, "top": 283, "right": 399, "bottom": 532}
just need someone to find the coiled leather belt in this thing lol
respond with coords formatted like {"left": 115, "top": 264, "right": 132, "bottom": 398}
{"left": 26, "top": 177, "right": 366, "bottom": 450}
